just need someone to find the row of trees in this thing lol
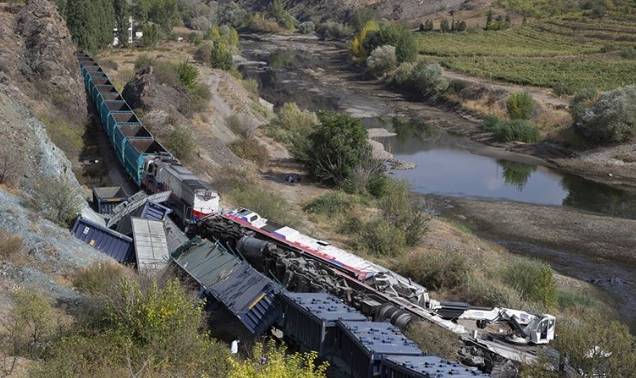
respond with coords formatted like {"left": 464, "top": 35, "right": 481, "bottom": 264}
{"left": 58, "top": 0, "right": 180, "bottom": 51}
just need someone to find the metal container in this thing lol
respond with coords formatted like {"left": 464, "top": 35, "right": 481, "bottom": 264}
{"left": 131, "top": 217, "right": 169, "bottom": 272}
{"left": 71, "top": 217, "right": 135, "bottom": 264}
{"left": 380, "top": 355, "right": 487, "bottom": 378}
{"left": 334, "top": 321, "right": 423, "bottom": 378}
{"left": 171, "top": 238, "right": 282, "bottom": 335}
{"left": 92, "top": 187, "right": 127, "bottom": 215}
{"left": 279, "top": 292, "right": 367, "bottom": 358}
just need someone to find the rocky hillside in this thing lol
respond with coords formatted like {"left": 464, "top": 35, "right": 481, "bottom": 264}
{"left": 0, "top": 0, "right": 109, "bottom": 324}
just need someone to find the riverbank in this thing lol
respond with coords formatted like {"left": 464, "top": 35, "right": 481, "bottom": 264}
{"left": 426, "top": 195, "right": 636, "bottom": 332}
{"left": 239, "top": 33, "right": 636, "bottom": 190}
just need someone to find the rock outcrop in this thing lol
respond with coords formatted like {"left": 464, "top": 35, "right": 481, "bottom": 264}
{"left": 0, "top": 0, "right": 86, "bottom": 123}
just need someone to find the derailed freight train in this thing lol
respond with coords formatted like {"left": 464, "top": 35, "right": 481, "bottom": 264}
{"left": 170, "top": 237, "right": 486, "bottom": 378}
{"left": 77, "top": 52, "right": 220, "bottom": 225}
{"left": 78, "top": 53, "right": 552, "bottom": 373}
{"left": 196, "top": 210, "right": 557, "bottom": 371}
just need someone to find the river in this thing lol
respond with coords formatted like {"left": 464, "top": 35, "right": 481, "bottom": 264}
{"left": 238, "top": 33, "right": 636, "bottom": 330}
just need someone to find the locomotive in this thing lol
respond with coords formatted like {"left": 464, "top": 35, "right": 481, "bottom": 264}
{"left": 77, "top": 52, "right": 220, "bottom": 225}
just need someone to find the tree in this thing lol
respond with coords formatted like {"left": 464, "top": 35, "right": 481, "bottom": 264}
{"left": 141, "top": 22, "right": 160, "bottom": 47}
{"left": 297, "top": 112, "right": 372, "bottom": 185}
{"left": 31, "top": 278, "right": 232, "bottom": 377}
{"left": 556, "top": 315, "right": 636, "bottom": 377}
{"left": 64, "top": 0, "right": 115, "bottom": 51}
{"left": 113, "top": 0, "right": 129, "bottom": 47}
{"left": 148, "top": 0, "right": 179, "bottom": 32}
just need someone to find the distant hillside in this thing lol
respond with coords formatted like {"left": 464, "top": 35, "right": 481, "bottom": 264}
{"left": 235, "top": 0, "right": 493, "bottom": 23}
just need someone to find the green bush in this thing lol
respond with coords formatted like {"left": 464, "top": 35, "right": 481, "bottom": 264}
{"left": 298, "top": 112, "right": 372, "bottom": 185}
{"left": 166, "top": 127, "right": 195, "bottom": 162}
{"left": 247, "top": 13, "right": 286, "bottom": 33}
{"left": 229, "top": 187, "right": 299, "bottom": 226}
{"left": 176, "top": 61, "right": 198, "bottom": 91}
{"left": 270, "top": 0, "right": 296, "bottom": 30}
{"left": 397, "top": 250, "right": 469, "bottom": 291}
{"left": 73, "top": 263, "right": 128, "bottom": 296}
{"left": 504, "top": 259, "right": 557, "bottom": 308}
{"left": 378, "top": 179, "right": 428, "bottom": 246}
{"left": 363, "top": 23, "right": 417, "bottom": 63}
{"left": 31, "top": 176, "right": 81, "bottom": 226}
{"left": 229, "top": 137, "right": 270, "bottom": 167}
{"left": 32, "top": 279, "right": 231, "bottom": 377}
{"left": 356, "top": 218, "right": 406, "bottom": 257}
{"left": 220, "top": 1, "right": 248, "bottom": 28}
{"left": 387, "top": 62, "right": 415, "bottom": 87}
{"left": 409, "top": 63, "right": 449, "bottom": 99}
{"left": 506, "top": 92, "right": 535, "bottom": 120}
{"left": 298, "top": 21, "right": 316, "bottom": 34}
{"left": 620, "top": 46, "right": 636, "bottom": 59}
{"left": 8, "top": 290, "right": 57, "bottom": 360}
{"left": 555, "top": 315, "right": 636, "bottom": 377}
{"left": 573, "top": 85, "right": 636, "bottom": 144}
{"left": 211, "top": 42, "right": 234, "bottom": 71}
{"left": 481, "top": 116, "right": 540, "bottom": 143}
{"left": 366, "top": 174, "right": 392, "bottom": 198}
{"left": 303, "top": 192, "right": 353, "bottom": 215}
{"left": 388, "top": 62, "right": 449, "bottom": 99}
{"left": 367, "top": 45, "right": 397, "bottom": 77}
{"left": 194, "top": 41, "right": 213, "bottom": 64}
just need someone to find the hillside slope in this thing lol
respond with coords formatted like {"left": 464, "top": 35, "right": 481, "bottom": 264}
{"left": 0, "top": 0, "right": 113, "bottom": 341}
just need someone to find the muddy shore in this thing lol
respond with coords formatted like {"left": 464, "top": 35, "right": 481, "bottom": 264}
{"left": 426, "top": 195, "right": 636, "bottom": 331}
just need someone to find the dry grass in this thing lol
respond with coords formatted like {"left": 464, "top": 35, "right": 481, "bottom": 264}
{"left": 0, "top": 232, "right": 24, "bottom": 265}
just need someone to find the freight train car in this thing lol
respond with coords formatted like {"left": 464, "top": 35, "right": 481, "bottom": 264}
{"left": 77, "top": 53, "right": 220, "bottom": 225}
{"left": 276, "top": 292, "right": 486, "bottom": 378}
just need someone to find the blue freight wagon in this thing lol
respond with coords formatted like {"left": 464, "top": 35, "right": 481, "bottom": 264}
{"left": 78, "top": 53, "right": 172, "bottom": 186}
{"left": 171, "top": 238, "right": 282, "bottom": 335}
{"left": 71, "top": 217, "right": 135, "bottom": 264}
{"left": 334, "top": 321, "right": 423, "bottom": 378}
{"left": 380, "top": 355, "right": 487, "bottom": 378}
{"left": 279, "top": 292, "right": 367, "bottom": 358}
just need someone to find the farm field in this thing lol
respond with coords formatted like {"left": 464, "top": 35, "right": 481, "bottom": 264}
{"left": 417, "top": 14, "right": 636, "bottom": 93}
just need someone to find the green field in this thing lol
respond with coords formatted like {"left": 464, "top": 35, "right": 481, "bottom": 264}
{"left": 418, "top": 14, "right": 636, "bottom": 93}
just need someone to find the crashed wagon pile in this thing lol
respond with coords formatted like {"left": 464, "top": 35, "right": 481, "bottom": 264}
{"left": 72, "top": 188, "right": 183, "bottom": 272}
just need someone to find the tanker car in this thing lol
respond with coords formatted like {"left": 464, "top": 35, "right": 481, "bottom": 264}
{"left": 77, "top": 52, "right": 220, "bottom": 225}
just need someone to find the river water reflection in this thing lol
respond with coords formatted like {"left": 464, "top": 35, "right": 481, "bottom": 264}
{"left": 371, "top": 118, "right": 636, "bottom": 219}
